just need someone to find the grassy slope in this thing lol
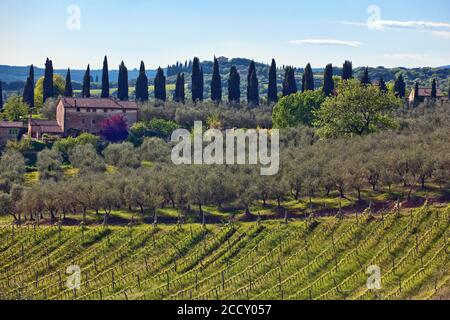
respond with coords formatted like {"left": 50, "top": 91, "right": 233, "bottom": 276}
{"left": 0, "top": 203, "right": 448, "bottom": 301}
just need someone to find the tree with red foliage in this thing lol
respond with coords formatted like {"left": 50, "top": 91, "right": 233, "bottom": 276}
{"left": 100, "top": 114, "right": 129, "bottom": 142}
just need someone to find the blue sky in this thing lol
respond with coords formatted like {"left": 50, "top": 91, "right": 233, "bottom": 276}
{"left": 1, "top": 0, "right": 449, "bottom": 69}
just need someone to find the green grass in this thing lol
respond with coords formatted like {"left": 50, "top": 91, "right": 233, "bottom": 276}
{"left": 0, "top": 203, "right": 447, "bottom": 300}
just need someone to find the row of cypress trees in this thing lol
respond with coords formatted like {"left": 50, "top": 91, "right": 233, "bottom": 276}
{"left": 18, "top": 57, "right": 439, "bottom": 108}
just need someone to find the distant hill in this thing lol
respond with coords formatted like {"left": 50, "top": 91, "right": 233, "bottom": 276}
{"left": 0, "top": 65, "right": 156, "bottom": 85}
{"left": 1, "top": 58, "right": 449, "bottom": 98}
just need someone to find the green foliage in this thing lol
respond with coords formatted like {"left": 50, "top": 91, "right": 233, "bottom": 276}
{"left": 135, "top": 61, "right": 149, "bottom": 102}
{"left": 64, "top": 69, "right": 73, "bottom": 97}
{"left": 34, "top": 74, "right": 65, "bottom": 112}
{"left": 53, "top": 133, "right": 101, "bottom": 162}
{"left": 303, "top": 63, "right": 314, "bottom": 92}
{"left": 0, "top": 150, "right": 25, "bottom": 192}
{"left": 247, "top": 61, "right": 259, "bottom": 106}
{"left": 323, "top": 64, "right": 334, "bottom": 96}
{"left": 210, "top": 57, "right": 222, "bottom": 103}
{"left": 139, "top": 137, "right": 172, "bottom": 163}
{"left": 191, "top": 57, "right": 203, "bottom": 103}
{"left": 282, "top": 66, "right": 297, "bottom": 97}
{"left": 69, "top": 144, "right": 106, "bottom": 174}
{"left": 228, "top": 66, "right": 240, "bottom": 104}
{"left": 267, "top": 59, "right": 278, "bottom": 103}
{"left": 2, "top": 94, "right": 29, "bottom": 121}
{"left": 22, "top": 65, "right": 34, "bottom": 109}
{"left": 314, "top": 79, "right": 402, "bottom": 138}
{"left": 101, "top": 56, "right": 110, "bottom": 98}
{"left": 104, "top": 142, "right": 140, "bottom": 168}
{"left": 130, "top": 118, "right": 180, "bottom": 143}
{"left": 82, "top": 64, "right": 91, "bottom": 98}
{"left": 118, "top": 61, "right": 129, "bottom": 101}
{"left": 41, "top": 98, "right": 57, "bottom": 120}
{"left": 36, "top": 149, "right": 64, "bottom": 181}
{"left": 154, "top": 67, "right": 166, "bottom": 101}
{"left": 272, "top": 91, "right": 326, "bottom": 128}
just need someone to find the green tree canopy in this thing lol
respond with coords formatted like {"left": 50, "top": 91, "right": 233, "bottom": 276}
{"left": 34, "top": 74, "right": 65, "bottom": 112}
{"left": 272, "top": 90, "right": 325, "bottom": 128}
{"left": 2, "top": 94, "right": 29, "bottom": 121}
{"left": 314, "top": 79, "right": 402, "bottom": 138}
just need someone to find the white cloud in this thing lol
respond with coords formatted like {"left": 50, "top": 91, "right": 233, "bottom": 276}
{"left": 288, "top": 39, "right": 362, "bottom": 48}
{"left": 371, "top": 19, "right": 450, "bottom": 31}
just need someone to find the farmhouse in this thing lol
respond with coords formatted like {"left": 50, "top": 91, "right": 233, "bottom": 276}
{"left": 0, "top": 121, "right": 25, "bottom": 144}
{"left": 27, "top": 98, "right": 138, "bottom": 138}
{"left": 408, "top": 87, "right": 448, "bottom": 106}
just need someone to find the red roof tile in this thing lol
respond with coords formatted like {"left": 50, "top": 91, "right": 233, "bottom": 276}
{"left": 60, "top": 97, "right": 138, "bottom": 110}
{"left": 417, "top": 88, "right": 445, "bottom": 98}
{"left": 0, "top": 121, "right": 25, "bottom": 129}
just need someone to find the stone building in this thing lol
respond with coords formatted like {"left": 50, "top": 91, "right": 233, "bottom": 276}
{"left": 408, "top": 87, "right": 448, "bottom": 106}
{"left": 26, "top": 97, "right": 138, "bottom": 138}
{"left": 0, "top": 121, "right": 25, "bottom": 144}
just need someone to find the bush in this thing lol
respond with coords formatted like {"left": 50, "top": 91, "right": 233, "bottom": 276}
{"left": 272, "top": 91, "right": 326, "bottom": 128}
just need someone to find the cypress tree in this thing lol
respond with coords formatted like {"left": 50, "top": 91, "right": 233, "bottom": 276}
{"left": 64, "top": 69, "right": 73, "bottom": 97}
{"left": 431, "top": 79, "right": 437, "bottom": 101}
{"left": 393, "top": 74, "right": 406, "bottom": 98}
{"left": 154, "top": 67, "right": 166, "bottom": 101}
{"left": 101, "top": 56, "right": 110, "bottom": 98}
{"left": 228, "top": 66, "right": 240, "bottom": 104}
{"left": 23, "top": 65, "right": 35, "bottom": 109}
{"left": 117, "top": 61, "right": 129, "bottom": 101}
{"left": 43, "top": 58, "right": 54, "bottom": 102}
{"left": 412, "top": 82, "right": 420, "bottom": 106}
{"left": 135, "top": 61, "right": 149, "bottom": 102}
{"left": 247, "top": 61, "right": 259, "bottom": 106}
{"left": 268, "top": 59, "right": 278, "bottom": 103}
{"left": 301, "top": 73, "right": 306, "bottom": 93}
{"left": 282, "top": 66, "right": 297, "bottom": 96}
{"left": 82, "top": 64, "right": 91, "bottom": 98}
{"left": 174, "top": 73, "right": 185, "bottom": 103}
{"left": 303, "top": 63, "right": 314, "bottom": 91}
{"left": 211, "top": 57, "right": 222, "bottom": 103}
{"left": 342, "top": 60, "right": 353, "bottom": 81}
{"left": 0, "top": 81, "right": 3, "bottom": 112}
{"left": 323, "top": 64, "right": 334, "bottom": 96}
{"left": 199, "top": 67, "right": 204, "bottom": 102}
{"left": 360, "top": 67, "right": 371, "bottom": 85}
{"left": 377, "top": 77, "right": 387, "bottom": 93}
{"left": 191, "top": 57, "right": 203, "bottom": 103}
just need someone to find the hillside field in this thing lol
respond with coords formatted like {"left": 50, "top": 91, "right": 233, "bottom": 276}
{"left": 0, "top": 202, "right": 448, "bottom": 301}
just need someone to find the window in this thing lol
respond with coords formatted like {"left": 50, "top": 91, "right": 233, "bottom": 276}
{"left": 87, "top": 108, "right": 91, "bottom": 113}
{"left": 82, "top": 119, "right": 85, "bottom": 124}
{"left": 104, "top": 109, "right": 108, "bottom": 113}
{"left": 93, "top": 108, "right": 97, "bottom": 113}
{"left": 8, "top": 129, "right": 18, "bottom": 135}
{"left": 123, "top": 109, "right": 126, "bottom": 113}
{"left": 92, "top": 119, "right": 96, "bottom": 124}
{"left": 76, "top": 108, "right": 80, "bottom": 112}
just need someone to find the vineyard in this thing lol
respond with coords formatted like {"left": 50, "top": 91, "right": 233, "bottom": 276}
{"left": 0, "top": 202, "right": 448, "bottom": 301}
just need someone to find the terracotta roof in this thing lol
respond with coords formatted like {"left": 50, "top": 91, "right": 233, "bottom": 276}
{"left": 38, "top": 126, "right": 64, "bottom": 134}
{"left": 0, "top": 121, "right": 24, "bottom": 129}
{"left": 59, "top": 97, "right": 138, "bottom": 110}
{"left": 29, "top": 119, "right": 64, "bottom": 134}
{"left": 417, "top": 88, "right": 445, "bottom": 98}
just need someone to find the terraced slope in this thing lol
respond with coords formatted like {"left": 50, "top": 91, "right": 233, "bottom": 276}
{"left": 0, "top": 203, "right": 448, "bottom": 300}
